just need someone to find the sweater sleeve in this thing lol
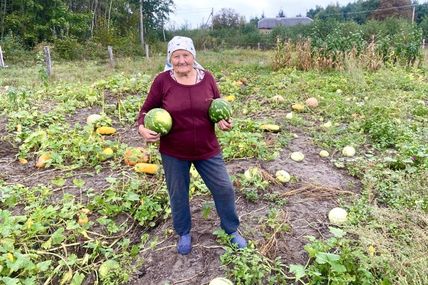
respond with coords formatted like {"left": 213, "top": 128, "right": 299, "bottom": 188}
{"left": 207, "top": 71, "right": 221, "bottom": 99}
{"left": 136, "top": 73, "right": 164, "bottom": 127}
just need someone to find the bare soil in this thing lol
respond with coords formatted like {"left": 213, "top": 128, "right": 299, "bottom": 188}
{"left": 127, "top": 127, "right": 360, "bottom": 285}
{"left": 0, "top": 99, "right": 360, "bottom": 285}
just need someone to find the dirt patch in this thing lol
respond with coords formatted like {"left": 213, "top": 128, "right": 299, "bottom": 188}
{"left": 127, "top": 127, "right": 360, "bottom": 284}
{"left": 66, "top": 106, "right": 102, "bottom": 127}
{"left": 264, "top": 127, "right": 359, "bottom": 190}
{"left": 1, "top": 101, "right": 361, "bottom": 285}
{"left": 115, "top": 124, "right": 144, "bottom": 148}
{"left": 128, "top": 198, "right": 227, "bottom": 285}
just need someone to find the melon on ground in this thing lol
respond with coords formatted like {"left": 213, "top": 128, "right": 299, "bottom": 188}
{"left": 306, "top": 97, "right": 319, "bottom": 108}
{"left": 292, "top": 103, "right": 305, "bottom": 112}
{"left": 123, "top": 147, "right": 149, "bottom": 166}
{"left": 259, "top": 124, "right": 281, "bottom": 133}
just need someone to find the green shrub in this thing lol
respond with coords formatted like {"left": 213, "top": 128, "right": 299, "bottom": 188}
{"left": 290, "top": 227, "right": 376, "bottom": 285}
{"left": 0, "top": 33, "right": 33, "bottom": 63}
{"left": 53, "top": 37, "right": 83, "bottom": 60}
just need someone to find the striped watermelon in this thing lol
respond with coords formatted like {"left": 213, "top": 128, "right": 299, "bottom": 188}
{"left": 208, "top": 98, "right": 232, "bottom": 123}
{"left": 144, "top": 108, "right": 172, "bottom": 135}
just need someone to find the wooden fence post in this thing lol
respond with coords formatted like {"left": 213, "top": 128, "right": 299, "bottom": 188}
{"left": 107, "top": 46, "right": 115, "bottom": 67}
{"left": 0, "top": 46, "right": 6, "bottom": 68}
{"left": 145, "top": 44, "right": 149, "bottom": 58}
{"left": 43, "top": 46, "right": 52, "bottom": 76}
{"left": 257, "top": 42, "right": 261, "bottom": 50}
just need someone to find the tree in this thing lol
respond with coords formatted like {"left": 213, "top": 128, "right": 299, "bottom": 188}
{"left": 277, "top": 9, "right": 285, "bottom": 18}
{"left": 0, "top": 0, "right": 7, "bottom": 39}
{"left": 2, "top": 0, "right": 76, "bottom": 46}
{"left": 315, "top": 4, "right": 343, "bottom": 21}
{"left": 420, "top": 15, "right": 428, "bottom": 38}
{"left": 342, "top": 0, "right": 380, "bottom": 24}
{"left": 212, "top": 8, "right": 244, "bottom": 29}
{"left": 415, "top": 2, "right": 428, "bottom": 24}
{"left": 0, "top": 0, "right": 174, "bottom": 47}
{"left": 307, "top": 5, "right": 323, "bottom": 19}
{"left": 371, "top": 0, "right": 412, "bottom": 21}
{"left": 248, "top": 16, "right": 259, "bottom": 26}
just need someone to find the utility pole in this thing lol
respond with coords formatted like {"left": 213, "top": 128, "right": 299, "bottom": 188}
{"left": 211, "top": 8, "right": 214, "bottom": 30}
{"left": 203, "top": 8, "right": 214, "bottom": 29}
{"left": 412, "top": 5, "right": 415, "bottom": 24}
{"left": 212, "top": 8, "right": 214, "bottom": 30}
{"left": 162, "top": 22, "right": 166, "bottom": 42}
{"left": 140, "top": 0, "right": 144, "bottom": 47}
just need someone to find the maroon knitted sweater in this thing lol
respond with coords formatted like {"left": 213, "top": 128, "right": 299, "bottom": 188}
{"left": 137, "top": 70, "right": 221, "bottom": 160}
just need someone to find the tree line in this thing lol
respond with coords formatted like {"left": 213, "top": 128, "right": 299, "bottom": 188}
{"left": 0, "top": 0, "right": 427, "bottom": 62}
{"left": 307, "top": 0, "right": 427, "bottom": 24}
{"left": 0, "top": 0, "right": 173, "bottom": 47}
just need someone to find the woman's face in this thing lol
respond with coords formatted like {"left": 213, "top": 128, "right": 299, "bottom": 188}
{"left": 171, "top": 49, "right": 194, "bottom": 75}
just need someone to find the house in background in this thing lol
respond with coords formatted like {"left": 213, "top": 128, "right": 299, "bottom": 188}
{"left": 258, "top": 17, "right": 313, "bottom": 33}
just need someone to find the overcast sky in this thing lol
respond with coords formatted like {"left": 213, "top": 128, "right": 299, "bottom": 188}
{"left": 167, "top": 0, "right": 358, "bottom": 29}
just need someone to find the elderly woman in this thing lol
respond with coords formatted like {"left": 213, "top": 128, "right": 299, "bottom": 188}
{"left": 137, "top": 36, "right": 247, "bottom": 255}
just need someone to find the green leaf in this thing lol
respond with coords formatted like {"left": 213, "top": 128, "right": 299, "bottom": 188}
{"left": 1, "top": 277, "right": 20, "bottom": 285}
{"left": 289, "top": 264, "right": 306, "bottom": 280}
{"left": 36, "top": 260, "right": 52, "bottom": 272}
{"left": 41, "top": 238, "right": 52, "bottom": 250}
{"left": 0, "top": 238, "right": 15, "bottom": 252}
{"left": 330, "top": 261, "right": 347, "bottom": 273}
{"left": 9, "top": 252, "right": 34, "bottom": 273}
{"left": 50, "top": 177, "right": 66, "bottom": 187}
{"left": 130, "top": 245, "right": 140, "bottom": 257}
{"left": 304, "top": 244, "right": 318, "bottom": 258}
{"left": 315, "top": 252, "right": 340, "bottom": 264}
{"left": 70, "top": 272, "right": 85, "bottom": 285}
{"left": 202, "top": 202, "right": 213, "bottom": 219}
{"left": 380, "top": 278, "right": 393, "bottom": 285}
{"left": 66, "top": 254, "right": 78, "bottom": 266}
{"left": 329, "top": 226, "right": 346, "bottom": 238}
{"left": 60, "top": 269, "right": 73, "bottom": 285}
{"left": 22, "top": 277, "right": 37, "bottom": 285}
{"left": 125, "top": 191, "right": 140, "bottom": 201}
{"left": 72, "top": 178, "right": 85, "bottom": 188}
{"left": 51, "top": 227, "right": 66, "bottom": 245}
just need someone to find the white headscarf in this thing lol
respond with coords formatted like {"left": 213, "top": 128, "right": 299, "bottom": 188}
{"left": 164, "top": 36, "right": 204, "bottom": 71}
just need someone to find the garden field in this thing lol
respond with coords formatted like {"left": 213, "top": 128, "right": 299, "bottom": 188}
{"left": 0, "top": 49, "right": 427, "bottom": 285}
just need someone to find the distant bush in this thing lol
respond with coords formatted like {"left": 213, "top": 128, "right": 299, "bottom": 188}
{"left": 0, "top": 33, "right": 34, "bottom": 63}
{"left": 273, "top": 18, "right": 423, "bottom": 70}
{"left": 53, "top": 37, "right": 84, "bottom": 60}
{"left": 269, "top": 23, "right": 313, "bottom": 42}
{"left": 420, "top": 16, "right": 428, "bottom": 39}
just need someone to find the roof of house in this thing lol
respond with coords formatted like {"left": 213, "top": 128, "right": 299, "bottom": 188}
{"left": 258, "top": 17, "right": 313, "bottom": 29}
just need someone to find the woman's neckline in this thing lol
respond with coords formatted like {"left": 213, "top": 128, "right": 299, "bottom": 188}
{"left": 167, "top": 68, "right": 206, "bottom": 87}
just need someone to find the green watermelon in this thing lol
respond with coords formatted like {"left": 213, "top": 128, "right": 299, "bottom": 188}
{"left": 208, "top": 98, "right": 232, "bottom": 123}
{"left": 144, "top": 108, "right": 172, "bottom": 135}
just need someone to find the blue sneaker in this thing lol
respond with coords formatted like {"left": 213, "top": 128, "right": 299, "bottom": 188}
{"left": 177, "top": 233, "right": 192, "bottom": 255}
{"left": 230, "top": 231, "right": 247, "bottom": 249}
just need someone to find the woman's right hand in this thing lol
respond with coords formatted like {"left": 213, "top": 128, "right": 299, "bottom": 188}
{"left": 138, "top": 125, "right": 160, "bottom": 142}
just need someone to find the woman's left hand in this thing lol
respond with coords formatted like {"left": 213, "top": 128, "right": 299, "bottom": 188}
{"left": 217, "top": 119, "right": 233, "bottom": 131}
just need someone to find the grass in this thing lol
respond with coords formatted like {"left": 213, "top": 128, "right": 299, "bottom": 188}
{"left": 0, "top": 49, "right": 272, "bottom": 88}
{"left": 349, "top": 206, "right": 428, "bottom": 285}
